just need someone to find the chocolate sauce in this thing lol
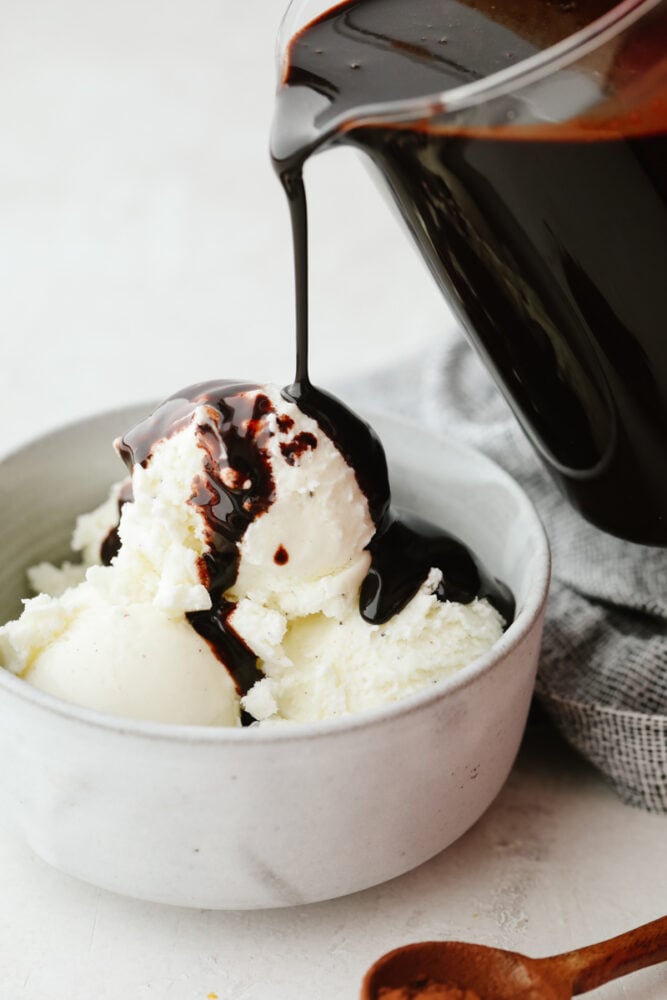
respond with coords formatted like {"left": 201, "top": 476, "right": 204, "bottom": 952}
{"left": 361, "top": 510, "right": 514, "bottom": 625}
{"left": 272, "top": 0, "right": 667, "bottom": 545}
{"left": 286, "top": 378, "right": 513, "bottom": 624}
{"left": 280, "top": 430, "right": 318, "bottom": 464}
{"left": 100, "top": 479, "right": 133, "bottom": 566}
{"left": 274, "top": 545, "right": 290, "bottom": 565}
{"left": 283, "top": 378, "right": 391, "bottom": 526}
{"left": 117, "top": 381, "right": 282, "bottom": 697}
{"left": 273, "top": 2, "right": 526, "bottom": 627}
{"left": 122, "top": 4, "right": 643, "bottom": 699}
{"left": 111, "top": 369, "right": 512, "bottom": 705}
{"left": 120, "top": 381, "right": 278, "bottom": 596}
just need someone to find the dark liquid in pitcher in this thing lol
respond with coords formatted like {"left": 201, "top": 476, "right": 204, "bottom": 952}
{"left": 272, "top": 0, "right": 667, "bottom": 545}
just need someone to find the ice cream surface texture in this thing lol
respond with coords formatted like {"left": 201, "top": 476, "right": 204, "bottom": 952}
{"left": 0, "top": 381, "right": 512, "bottom": 726}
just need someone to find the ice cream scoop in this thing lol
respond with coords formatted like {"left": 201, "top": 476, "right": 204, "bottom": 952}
{"left": 25, "top": 603, "right": 239, "bottom": 725}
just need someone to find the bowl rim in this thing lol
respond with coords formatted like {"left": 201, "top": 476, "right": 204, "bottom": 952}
{"left": 0, "top": 402, "right": 551, "bottom": 744}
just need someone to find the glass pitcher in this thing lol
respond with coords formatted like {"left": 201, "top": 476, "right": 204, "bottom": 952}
{"left": 272, "top": 0, "right": 667, "bottom": 546}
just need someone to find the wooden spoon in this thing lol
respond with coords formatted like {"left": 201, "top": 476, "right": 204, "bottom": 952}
{"left": 361, "top": 914, "right": 667, "bottom": 999}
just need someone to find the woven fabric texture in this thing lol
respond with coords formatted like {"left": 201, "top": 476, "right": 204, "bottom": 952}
{"left": 337, "top": 331, "right": 667, "bottom": 812}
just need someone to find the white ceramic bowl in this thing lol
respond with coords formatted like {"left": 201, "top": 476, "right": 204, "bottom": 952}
{"left": 0, "top": 405, "right": 549, "bottom": 909}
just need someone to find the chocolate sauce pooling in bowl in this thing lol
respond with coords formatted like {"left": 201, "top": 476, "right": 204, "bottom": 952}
{"left": 272, "top": 0, "right": 667, "bottom": 545}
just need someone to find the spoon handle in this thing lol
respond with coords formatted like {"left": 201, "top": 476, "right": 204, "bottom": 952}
{"left": 545, "top": 914, "right": 667, "bottom": 994}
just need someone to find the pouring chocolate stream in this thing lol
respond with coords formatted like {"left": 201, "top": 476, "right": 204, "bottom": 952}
{"left": 271, "top": 0, "right": 667, "bottom": 545}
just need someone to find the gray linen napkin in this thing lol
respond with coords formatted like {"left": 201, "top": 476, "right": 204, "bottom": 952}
{"left": 335, "top": 329, "right": 667, "bottom": 813}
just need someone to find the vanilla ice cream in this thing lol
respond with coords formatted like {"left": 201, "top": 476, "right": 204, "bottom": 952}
{"left": 0, "top": 380, "right": 512, "bottom": 725}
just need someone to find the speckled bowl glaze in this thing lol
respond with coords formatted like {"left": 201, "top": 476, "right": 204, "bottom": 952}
{"left": 0, "top": 404, "right": 549, "bottom": 909}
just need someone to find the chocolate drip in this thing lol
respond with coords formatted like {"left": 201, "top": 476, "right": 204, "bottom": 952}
{"left": 118, "top": 381, "right": 278, "bottom": 699}
{"left": 120, "top": 380, "right": 276, "bottom": 597}
{"left": 286, "top": 373, "right": 513, "bottom": 626}
{"left": 187, "top": 600, "right": 263, "bottom": 708}
{"left": 280, "top": 430, "right": 317, "bottom": 464}
{"left": 119, "top": 380, "right": 261, "bottom": 469}
{"left": 284, "top": 378, "right": 391, "bottom": 527}
{"left": 274, "top": 6, "right": 516, "bottom": 629}
{"left": 100, "top": 479, "right": 133, "bottom": 566}
{"left": 362, "top": 509, "right": 514, "bottom": 625}
{"left": 274, "top": 545, "right": 289, "bottom": 565}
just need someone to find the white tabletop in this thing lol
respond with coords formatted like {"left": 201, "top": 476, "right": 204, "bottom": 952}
{"left": 1, "top": 3, "right": 665, "bottom": 997}
{"left": 0, "top": 720, "right": 665, "bottom": 998}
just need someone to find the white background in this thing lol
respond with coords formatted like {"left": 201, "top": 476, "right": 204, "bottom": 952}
{"left": 0, "top": 2, "right": 665, "bottom": 997}
{"left": 0, "top": 0, "right": 442, "bottom": 458}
